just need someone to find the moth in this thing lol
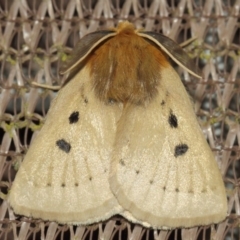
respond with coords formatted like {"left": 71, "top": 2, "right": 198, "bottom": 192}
{"left": 9, "top": 21, "right": 227, "bottom": 229}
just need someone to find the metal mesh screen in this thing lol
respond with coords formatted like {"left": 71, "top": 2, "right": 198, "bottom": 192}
{"left": 0, "top": 0, "right": 239, "bottom": 239}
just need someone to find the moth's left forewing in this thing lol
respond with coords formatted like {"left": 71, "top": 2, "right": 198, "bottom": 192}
{"left": 9, "top": 66, "right": 125, "bottom": 224}
{"left": 9, "top": 29, "right": 124, "bottom": 225}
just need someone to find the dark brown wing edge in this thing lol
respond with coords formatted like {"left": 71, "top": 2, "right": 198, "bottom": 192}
{"left": 60, "top": 30, "right": 116, "bottom": 75}
{"left": 139, "top": 32, "right": 201, "bottom": 78}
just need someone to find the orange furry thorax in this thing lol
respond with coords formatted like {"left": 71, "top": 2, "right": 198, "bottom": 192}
{"left": 88, "top": 23, "right": 170, "bottom": 104}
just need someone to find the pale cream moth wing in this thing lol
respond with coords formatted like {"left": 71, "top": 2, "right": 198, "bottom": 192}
{"left": 111, "top": 66, "right": 227, "bottom": 228}
{"left": 138, "top": 32, "right": 201, "bottom": 78}
{"left": 109, "top": 25, "right": 227, "bottom": 229}
{"left": 9, "top": 31, "right": 123, "bottom": 224}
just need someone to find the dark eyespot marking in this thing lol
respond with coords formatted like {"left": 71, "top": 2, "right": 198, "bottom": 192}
{"left": 174, "top": 144, "right": 188, "bottom": 157}
{"left": 150, "top": 180, "right": 153, "bottom": 184}
{"left": 168, "top": 111, "right": 178, "bottom": 128}
{"left": 61, "top": 183, "right": 65, "bottom": 187}
{"left": 56, "top": 139, "right": 71, "bottom": 153}
{"left": 119, "top": 159, "right": 125, "bottom": 166}
{"left": 69, "top": 111, "right": 79, "bottom": 124}
{"left": 163, "top": 186, "right": 166, "bottom": 191}
{"left": 84, "top": 98, "right": 88, "bottom": 103}
{"left": 161, "top": 100, "right": 165, "bottom": 106}
{"left": 135, "top": 170, "right": 140, "bottom": 174}
{"left": 75, "top": 183, "right": 79, "bottom": 187}
{"left": 89, "top": 177, "right": 92, "bottom": 181}
{"left": 47, "top": 183, "right": 51, "bottom": 187}
{"left": 175, "top": 188, "right": 179, "bottom": 192}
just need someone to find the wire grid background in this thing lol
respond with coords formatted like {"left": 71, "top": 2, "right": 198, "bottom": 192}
{"left": 0, "top": 0, "right": 239, "bottom": 239}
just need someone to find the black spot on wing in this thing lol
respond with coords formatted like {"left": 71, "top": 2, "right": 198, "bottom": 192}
{"left": 56, "top": 139, "right": 71, "bottom": 153}
{"left": 161, "top": 100, "right": 165, "bottom": 106}
{"left": 174, "top": 144, "right": 188, "bottom": 157}
{"left": 69, "top": 111, "right": 79, "bottom": 124}
{"left": 168, "top": 111, "right": 178, "bottom": 128}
